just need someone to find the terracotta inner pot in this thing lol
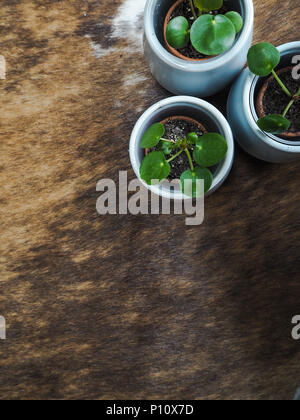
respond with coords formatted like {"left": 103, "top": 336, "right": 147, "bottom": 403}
{"left": 145, "top": 115, "right": 207, "bottom": 183}
{"left": 163, "top": 0, "right": 213, "bottom": 62}
{"left": 159, "top": 115, "right": 207, "bottom": 132}
{"left": 146, "top": 115, "right": 207, "bottom": 156}
{"left": 256, "top": 66, "right": 300, "bottom": 139}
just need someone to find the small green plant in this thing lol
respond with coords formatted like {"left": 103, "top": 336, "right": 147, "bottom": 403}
{"left": 166, "top": 0, "right": 243, "bottom": 56}
{"left": 247, "top": 42, "right": 300, "bottom": 134}
{"left": 139, "top": 122, "right": 228, "bottom": 197}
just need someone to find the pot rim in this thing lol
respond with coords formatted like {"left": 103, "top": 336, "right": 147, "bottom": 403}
{"left": 246, "top": 42, "right": 300, "bottom": 149}
{"left": 144, "top": 0, "right": 254, "bottom": 72}
{"left": 129, "top": 96, "right": 234, "bottom": 200}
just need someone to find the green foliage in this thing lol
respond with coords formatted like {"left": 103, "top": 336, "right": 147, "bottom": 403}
{"left": 193, "top": 133, "right": 228, "bottom": 167}
{"left": 166, "top": 2, "right": 243, "bottom": 57}
{"left": 225, "top": 11, "right": 243, "bottom": 33}
{"left": 247, "top": 42, "right": 295, "bottom": 135}
{"left": 166, "top": 16, "right": 189, "bottom": 49}
{"left": 190, "top": 14, "right": 236, "bottom": 56}
{"left": 140, "top": 123, "right": 165, "bottom": 148}
{"left": 140, "top": 151, "right": 170, "bottom": 185}
{"left": 180, "top": 167, "right": 213, "bottom": 197}
{"left": 186, "top": 132, "right": 199, "bottom": 145}
{"left": 194, "top": 0, "right": 223, "bottom": 12}
{"left": 139, "top": 123, "right": 228, "bottom": 196}
{"left": 257, "top": 115, "right": 291, "bottom": 134}
{"left": 247, "top": 43, "right": 280, "bottom": 77}
{"left": 158, "top": 141, "right": 174, "bottom": 155}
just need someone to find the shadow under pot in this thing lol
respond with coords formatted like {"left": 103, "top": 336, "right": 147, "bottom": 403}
{"left": 227, "top": 41, "right": 300, "bottom": 163}
{"left": 129, "top": 96, "right": 235, "bottom": 200}
{"left": 143, "top": 0, "right": 254, "bottom": 97}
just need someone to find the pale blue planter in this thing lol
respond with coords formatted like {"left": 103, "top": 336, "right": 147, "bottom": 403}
{"left": 227, "top": 42, "right": 300, "bottom": 163}
{"left": 144, "top": 0, "right": 254, "bottom": 97}
{"left": 129, "top": 96, "right": 235, "bottom": 200}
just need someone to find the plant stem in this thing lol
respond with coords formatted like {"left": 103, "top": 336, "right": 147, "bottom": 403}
{"left": 161, "top": 138, "right": 176, "bottom": 144}
{"left": 190, "top": 0, "right": 197, "bottom": 20}
{"left": 271, "top": 70, "right": 292, "bottom": 97}
{"left": 283, "top": 98, "right": 295, "bottom": 117}
{"left": 282, "top": 86, "right": 300, "bottom": 117}
{"left": 185, "top": 149, "right": 194, "bottom": 171}
{"left": 167, "top": 150, "right": 183, "bottom": 163}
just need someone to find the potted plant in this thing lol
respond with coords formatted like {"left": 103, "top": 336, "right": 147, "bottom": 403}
{"left": 227, "top": 41, "right": 300, "bottom": 163}
{"left": 165, "top": 0, "right": 243, "bottom": 60}
{"left": 143, "top": 0, "right": 254, "bottom": 97}
{"left": 129, "top": 96, "right": 235, "bottom": 200}
{"left": 247, "top": 43, "right": 300, "bottom": 138}
{"left": 139, "top": 118, "right": 228, "bottom": 197}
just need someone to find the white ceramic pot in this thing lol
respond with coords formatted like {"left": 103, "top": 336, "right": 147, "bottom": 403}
{"left": 227, "top": 42, "right": 300, "bottom": 163}
{"left": 144, "top": 0, "right": 254, "bottom": 97}
{"left": 129, "top": 96, "right": 235, "bottom": 200}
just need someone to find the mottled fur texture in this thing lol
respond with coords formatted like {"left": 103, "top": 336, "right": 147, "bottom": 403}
{"left": 0, "top": 0, "right": 300, "bottom": 400}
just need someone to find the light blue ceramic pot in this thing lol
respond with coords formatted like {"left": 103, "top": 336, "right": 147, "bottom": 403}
{"left": 129, "top": 96, "right": 235, "bottom": 200}
{"left": 143, "top": 0, "right": 254, "bottom": 97}
{"left": 227, "top": 42, "right": 300, "bottom": 163}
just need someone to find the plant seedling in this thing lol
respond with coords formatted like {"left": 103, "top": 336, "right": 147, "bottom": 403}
{"left": 247, "top": 42, "right": 300, "bottom": 134}
{"left": 139, "top": 122, "right": 228, "bottom": 198}
{"left": 166, "top": 0, "right": 243, "bottom": 56}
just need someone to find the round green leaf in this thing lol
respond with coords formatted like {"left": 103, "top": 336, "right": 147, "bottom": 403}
{"left": 180, "top": 167, "right": 213, "bottom": 198}
{"left": 194, "top": 0, "right": 223, "bottom": 12}
{"left": 140, "top": 151, "right": 170, "bottom": 185}
{"left": 166, "top": 17, "right": 189, "bottom": 49}
{"left": 140, "top": 123, "right": 165, "bottom": 148}
{"left": 225, "top": 11, "right": 243, "bottom": 33}
{"left": 257, "top": 115, "right": 291, "bottom": 134}
{"left": 158, "top": 141, "right": 173, "bottom": 155}
{"left": 193, "top": 133, "right": 228, "bottom": 167}
{"left": 190, "top": 14, "right": 236, "bottom": 56}
{"left": 247, "top": 43, "right": 280, "bottom": 77}
{"left": 187, "top": 132, "right": 199, "bottom": 145}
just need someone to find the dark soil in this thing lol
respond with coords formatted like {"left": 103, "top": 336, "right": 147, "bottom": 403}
{"left": 261, "top": 69, "right": 300, "bottom": 135}
{"left": 169, "top": 0, "right": 229, "bottom": 59}
{"left": 152, "top": 118, "right": 208, "bottom": 180}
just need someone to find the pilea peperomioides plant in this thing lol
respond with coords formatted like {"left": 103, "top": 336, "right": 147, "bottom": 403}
{"left": 139, "top": 122, "right": 228, "bottom": 197}
{"left": 247, "top": 42, "right": 300, "bottom": 134}
{"left": 166, "top": 0, "right": 243, "bottom": 56}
